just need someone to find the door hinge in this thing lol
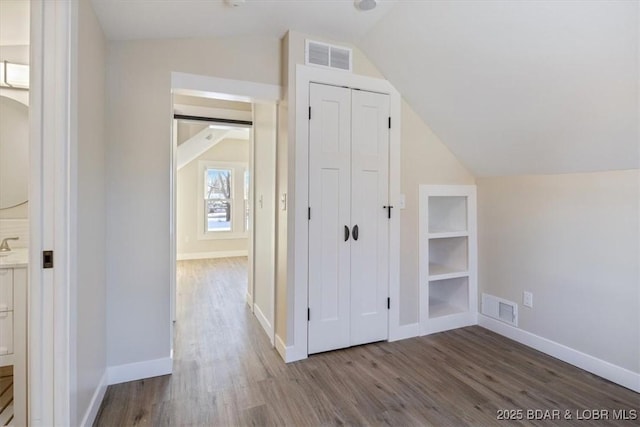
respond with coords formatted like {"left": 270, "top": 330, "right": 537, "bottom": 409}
{"left": 387, "top": 297, "right": 390, "bottom": 310}
{"left": 309, "top": 106, "right": 312, "bottom": 120}
{"left": 43, "top": 250, "right": 54, "bottom": 269}
{"left": 388, "top": 117, "right": 391, "bottom": 129}
{"left": 308, "top": 308, "right": 310, "bottom": 321}
{"left": 308, "top": 207, "right": 311, "bottom": 220}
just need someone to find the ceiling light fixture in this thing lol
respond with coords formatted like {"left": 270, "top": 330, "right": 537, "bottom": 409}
{"left": 224, "top": 0, "right": 245, "bottom": 7}
{"left": 354, "top": 0, "right": 377, "bottom": 11}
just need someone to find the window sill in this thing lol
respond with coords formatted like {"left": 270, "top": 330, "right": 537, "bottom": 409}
{"left": 198, "top": 232, "right": 248, "bottom": 241}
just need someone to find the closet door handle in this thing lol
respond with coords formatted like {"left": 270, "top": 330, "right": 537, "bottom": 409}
{"left": 352, "top": 225, "right": 359, "bottom": 241}
{"left": 344, "top": 225, "right": 350, "bottom": 242}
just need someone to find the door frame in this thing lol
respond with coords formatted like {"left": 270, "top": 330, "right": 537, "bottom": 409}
{"left": 169, "top": 72, "right": 280, "bottom": 352}
{"left": 29, "top": 0, "right": 75, "bottom": 424}
{"left": 289, "top": 65, "right": 402, "bottom": 362}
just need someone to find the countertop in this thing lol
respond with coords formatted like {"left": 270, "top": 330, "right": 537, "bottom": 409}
{"left": 0, "top": 248, "right": 28, "bottom": 268}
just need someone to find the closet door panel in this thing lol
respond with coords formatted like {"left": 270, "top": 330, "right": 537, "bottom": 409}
{"left": 350, "top": 90, "right": 390, "bottom": 346}
{"left": 308, "top": 83, "right": 352, "bottom": 354}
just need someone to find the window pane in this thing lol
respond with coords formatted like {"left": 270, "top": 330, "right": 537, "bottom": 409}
{"left": 205, "top": 168, "right": 232, "bottom": 200}
{"left": 206, "top": 200, "right": 232, "bottom": 232}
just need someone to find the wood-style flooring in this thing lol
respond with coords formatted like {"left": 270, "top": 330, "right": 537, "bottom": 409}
{"left": 0, "top": 366, "right": 13, "bottom": 426}
{"left": 94, "top": 257, "right": 639, "bottom": 426}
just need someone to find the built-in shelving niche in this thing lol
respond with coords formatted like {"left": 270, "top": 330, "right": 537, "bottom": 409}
{"left": 419, "top": 185, "right": 477, "bottom": 335}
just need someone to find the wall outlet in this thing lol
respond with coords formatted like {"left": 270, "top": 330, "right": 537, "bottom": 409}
{"left": 523, "top": 291, "right": 533, "bottom": 308}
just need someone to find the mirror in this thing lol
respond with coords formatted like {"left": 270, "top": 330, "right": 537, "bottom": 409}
{"left": 0, "top": 95, "right": 29, "bottom": 209}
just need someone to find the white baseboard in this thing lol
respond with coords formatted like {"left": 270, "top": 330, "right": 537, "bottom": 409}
{"left": 275, "top": 334, "right": 307, "bottom": 363}
{"left": 253, "top": 303, "right": 274, "bottom": 345}
{"left": 80, "top": 371, "right": 107, "bottom": 427}
{"left": 177, "top": 250, "right": 248, "bottom": 261}
{"left": 285, "top": 344, "right": 308, "bottom": 363}
{"left": 275, "top": 334, "right": 288, "bottom": 361}
{"left": 478, "top": 314, "right": 640, "bottom": 393}
{"left": 390, "top": 322, "right": 419, "bottom": 342}
{"left": 107, "top": 357, "right": 173, "bottom": 385}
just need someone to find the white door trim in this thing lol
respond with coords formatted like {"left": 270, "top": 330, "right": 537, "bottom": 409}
{"left": 29, "top": 0, "right": 75, "bottom": 425}
{"left": 291, "top": 64, "right": 401, "bottom": 362}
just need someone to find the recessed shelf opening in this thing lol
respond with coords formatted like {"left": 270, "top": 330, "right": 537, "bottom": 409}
{"left": 420, "top": 185, "right": 476, "bottom": 335}
{"left": 428, "top": 236, "right": 468, "bottom": 277}
{"left": 428, "top": 196, "right": 467, "bottom": 233}
{"left": 428, "top": 277, "right": 469, "bottom": 319}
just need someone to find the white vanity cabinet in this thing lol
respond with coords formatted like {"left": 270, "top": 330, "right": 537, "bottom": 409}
{"left": 0, "top": 266, "right": 25, "bottom": 366}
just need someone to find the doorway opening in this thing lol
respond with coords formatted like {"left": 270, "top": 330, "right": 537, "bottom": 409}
{"left": 170, "top": 76, "right": 279, "bottom": 363}
{"left": 0, "top": 1, "right": 30, "bottom": 425}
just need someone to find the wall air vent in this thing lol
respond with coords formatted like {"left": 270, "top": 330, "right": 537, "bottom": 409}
{"left": 305, "top": 40, "right": 352, "bottom": 72}
{"left": 482, "top": 293, "right": 518, "bottom": 327}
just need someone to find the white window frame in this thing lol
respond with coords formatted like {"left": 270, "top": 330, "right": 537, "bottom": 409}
{"left": 197, "top": 160, "right": 248, "bottom": 240}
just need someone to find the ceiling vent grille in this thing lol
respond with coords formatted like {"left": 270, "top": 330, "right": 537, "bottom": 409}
{"left": 305, "top": 40, "right": 352, "bottom": 72}
{"left": 482, "top": 293, "right": 518, "bottom": 327}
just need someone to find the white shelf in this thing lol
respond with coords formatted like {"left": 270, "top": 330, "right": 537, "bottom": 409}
{"left": 428, "top": 231, "right": 469, "bottom": 239}
{"left": 428, "top": 277, "right": 469, "bottom": 319}
{"left": 429, "top": 237, "right": 468, "bottom": 273}
{"left": 429, "top": 298, "right": 467, "bottom": 319}
{"left": 428, "top": 263, "right": 468, "bottom": 281}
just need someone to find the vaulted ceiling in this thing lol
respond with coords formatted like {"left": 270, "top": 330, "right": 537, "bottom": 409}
{"left": 92, "top": 0, "right": 639, "bottom": 176}
{"left": 359, "top": 1, "right": 638, "bottom": 176}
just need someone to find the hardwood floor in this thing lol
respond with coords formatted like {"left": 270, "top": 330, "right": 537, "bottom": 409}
{"left": 94, "top": 258, "right": 639, "bottom": 426}
{"left": 0, "top": 366, "right": 13, "bottom": 426}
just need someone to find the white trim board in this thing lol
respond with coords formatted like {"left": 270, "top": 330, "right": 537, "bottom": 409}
{"left": 171, "top": 72, "right": 281, "bottom": 104}
{"left": 389, "top": 323, "right": 420, "bottom": 342}
{"left": 479, "top": 315, "right": 640, "bottom": 393}
{"left": 291, "top": 64, "right": 402, "bottom": 362}
{"left": 274, "top": 334, "right": 304, "bottom": 363}
{"left": 107, "top": 357, "right": 173, "bottom": 386}
{"left": 79, "top": 372, "right": 107, "bottom": 427}
{"left": 176, "top": 250, "right": 248, "bottom": 261}
{"left": 253, "top": 303, "right": 275, "bottom": 345}
{"left": 29, "top": 0, "right": 75, "bottom": 424}
{"left": 275, "top": 334, "right": 288, "bottom": 362}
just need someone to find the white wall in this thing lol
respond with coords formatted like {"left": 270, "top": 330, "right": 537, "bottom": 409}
{"left": 478, "top": 170, "right": 640, "bottom": 373}
{"left": 177, "top": 138, "right": 249, "bottom": 257}
{"left": 252, "top": 103, "right": 277, "bottom": 337}
{"left": 75, "top": 0, "right": 107, "bottom": 424}
{"left": 106, "top": 36, "right": 280, "bottom": 369}
{"left": 275, "top": 34, "right": 289, "bottom": 343}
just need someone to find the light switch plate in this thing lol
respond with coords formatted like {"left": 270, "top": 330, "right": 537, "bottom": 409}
{"left": 523, "top": 291, "right": 533, "bottom": 308}
{"left": 280, "top": 193, "right": 287, "bottom": 211}
{"left": 399, "top": 193, "right": 406, "bottom": 209}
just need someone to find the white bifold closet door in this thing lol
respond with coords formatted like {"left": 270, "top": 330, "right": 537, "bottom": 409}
{"left": 308, "top": 82, "right": 390, "bottom": 355}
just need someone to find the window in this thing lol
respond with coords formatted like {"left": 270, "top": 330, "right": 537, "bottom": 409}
{"left": 205, "top": 168, "right": 233, "bottom": 232}
{"left": 198, "top": 161, "right": 248, "bottom": 239}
